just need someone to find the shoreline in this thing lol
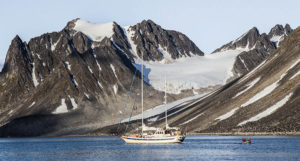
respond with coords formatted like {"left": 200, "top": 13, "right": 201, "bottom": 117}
{"left": 2, "top": 132, "right": 300, "bottom": 138}
{"left": 187, "top": 132, "right": 300, "bottom": 136}
{"left": 65, "top": 131, "right": 300, "bottom": 137}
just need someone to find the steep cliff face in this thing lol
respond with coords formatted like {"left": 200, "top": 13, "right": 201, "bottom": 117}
{"left": 213, "top": 24, "right": 292, "bottom": 76}
{"left": 125, "top": 20, "right": 203, "bottom": 61}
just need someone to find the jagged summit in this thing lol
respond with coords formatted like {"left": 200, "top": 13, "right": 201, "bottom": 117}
{"left": 11, "top": 35, "right": 22, "bottom": 43}
{"left": 213, "top": 27, "right": 261, "bottom": 53}
{"left": 268, "top": 24, "right": 292, "bottom": 37}
{"left": 63, "top": 18, "right": 204, "bottom": 61}
{"left": 124, "top": 19, "right": 204, "bottom": 61}
{"left": 212, "top": 24, "right": 292, "bottom": 77}
{"left": 268, "top": 24, "right": 293, "bottom": 47}
{"left": 64, "top": 18, "right": 80, "bottom": 31}
{"left": 1, "top": 34, "right": 30, "bottom": 77}
{"left": 284, "top": 24, "right": 293, "bottom": 34}
{"left": 139, "top": 19, "right": 158, "bottom": 27}
{"left": 269, "top": 24, "right": 284, "bottom": 35}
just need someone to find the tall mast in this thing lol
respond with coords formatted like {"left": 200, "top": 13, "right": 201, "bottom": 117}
{"left": 165, "top": 75, "right": 168, "bottom": 129}
{"left": 141, "top": 52, "right": 144, "bottom": 134}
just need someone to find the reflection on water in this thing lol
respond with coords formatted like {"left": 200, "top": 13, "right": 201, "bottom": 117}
{"left": 0, "top": 135, "right": 300, "bottom": 161}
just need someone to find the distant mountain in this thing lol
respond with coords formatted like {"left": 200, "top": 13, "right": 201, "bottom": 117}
{"left": 212, "top": 24, "right": 293, "bottom": 76}
{"left": 145, "top": 26, "right": 300, "bottom": 134}
{"left": 268, "top": 24, "right": 293, "bottom": 47}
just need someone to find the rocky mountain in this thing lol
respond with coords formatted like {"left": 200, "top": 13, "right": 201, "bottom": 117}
{"left": 0, "top": 19, "right": 205, "bottom": 137}
{"left": 213, "top": 24, "right": 293, "bottom": 77}
{"left": 268, "top": 24, "right": 293, "bottom": 47}
{"left": 0, "top": 18, "right": 297, "bottom": 137}
{"left": 120, "top": 26, "right": 299, "bottom": 135}
{"left": 125, "top": 20, "right": 204, "bottom": 61}
{"left": 119, "top": 23, "right": 291, "bottom": 95}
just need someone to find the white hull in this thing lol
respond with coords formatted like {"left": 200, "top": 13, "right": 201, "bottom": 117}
{"left": 121, "top": 135, "right": 185, "bottom": 144}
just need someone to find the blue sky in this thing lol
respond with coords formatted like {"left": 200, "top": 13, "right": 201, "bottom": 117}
{"left": 0, "top": 0, "right": 299, "bottom": 64}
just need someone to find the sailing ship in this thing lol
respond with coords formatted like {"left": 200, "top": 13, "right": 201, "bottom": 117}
{"left": 120, "top": 53, "right": 185, "bottom": 144}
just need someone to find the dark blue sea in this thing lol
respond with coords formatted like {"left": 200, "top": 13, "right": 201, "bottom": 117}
{"left": 0, "top": 135, "right": 299, "bottom": 161}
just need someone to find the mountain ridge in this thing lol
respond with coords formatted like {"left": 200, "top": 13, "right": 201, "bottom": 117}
{"left": 0, "top": 18, "right": 204, "bottom": 136}
{"left": 212, "top": 24, "right": 293, "bottom": 77}
{"left": 0, "top": 19, "right": 297, "bottom": 137}
{"left": 103, "top": 26, "right": 300, "bottom": 136}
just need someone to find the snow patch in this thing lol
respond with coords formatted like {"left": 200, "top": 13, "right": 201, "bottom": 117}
{"left": 37, "top": 54, "right": 41, "bottom": 60}
{"left": 32, "top": 63, "right": 39, "bottom": 87}
{"left": 124, "top": 26, "right": 139, "bottom": 58}
{"left": 69, "top": 96, "right": 78, "bottom": 110}
{"left": 84, "top": 93, "right": 90, "bottom": 99}
{"left": 97, "top": 80, "right": 103, "bottom": 89}
{"left": 180, "top": 113, "right": 204, "bottom": 125}
{"left": 193, "top": 90, "right": 199, "bottom": 95}
{"left": 52, "top": 99, "right": 68, "bottom": 114}
{"left": 280, "top": 59, "right": 300, "bottom": 80}
{"left": 241, "top": 79, "right": 279, "bottom": 107}
{"left": 112, "top": 40, "right": 124, "bottom": 52}
{"left": 157, "top": 45, "right": 174, "bottom": 64}
{"left": 270, "top": 35, "right": 284, "bottom": 47}
{"left": 8, "top": 110, "right": 14, "bottom": 115}
{"left": 147, "top": 116, "right": 159, "bottom": 122}
{"left": 233, "top": 77, "right": 261, "bottom": 98}
{"left": 88, "top": 66, "right": 93, "bottom": 74}
{"left": 74, "top": 19, "right": 114, "bottom": 42}
{"left": 216, "top": 107, "right": 239, "bottom": 121}
{"left": 96, "top": 61, "right": 102, "bottom": 71}
{"left": 286, "top": 58, "right": 300, "bottom": 72}
{"left": 110, "top": 64, "right": 118, "bottom": 79}
{"left": 72, "top": 77, "right": 78, "bottom": 87}
{"left": 113, "top": 84, "right": 118, "bottom": 94}
{"left": 239, "top": 56, "right": 249, "bottom": 71}
{"left": 238, "top": 92, "right": 293, "bottom": 126}
{"left": 93, "top": 54, "right": 102, "bottom": 71}
{"left": 65, "top": 61, "right": 71, "bottom": 71}
{"left": 290, "top": 71, "right": 300, "bottom": 80}
{"left": 51, "top": 35, "right": 62, "bottom": 51}
{"left": 28, "top": 102, "right": 36, "bottom": 108}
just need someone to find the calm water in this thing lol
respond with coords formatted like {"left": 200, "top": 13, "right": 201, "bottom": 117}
{"left": 0, "top": 135, "right": 300, "bottom": 161}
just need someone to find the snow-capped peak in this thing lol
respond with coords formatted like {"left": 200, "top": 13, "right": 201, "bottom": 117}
{"left": 73, "top": 19, "right": 115, "bottom": 42}
{"left": 268, "top": 24, "right": 293, "bottom": 47}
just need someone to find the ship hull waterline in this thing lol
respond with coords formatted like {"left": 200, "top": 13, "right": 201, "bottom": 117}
{"left": 121, "top": 135, "right": 185, "bottom": 144}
